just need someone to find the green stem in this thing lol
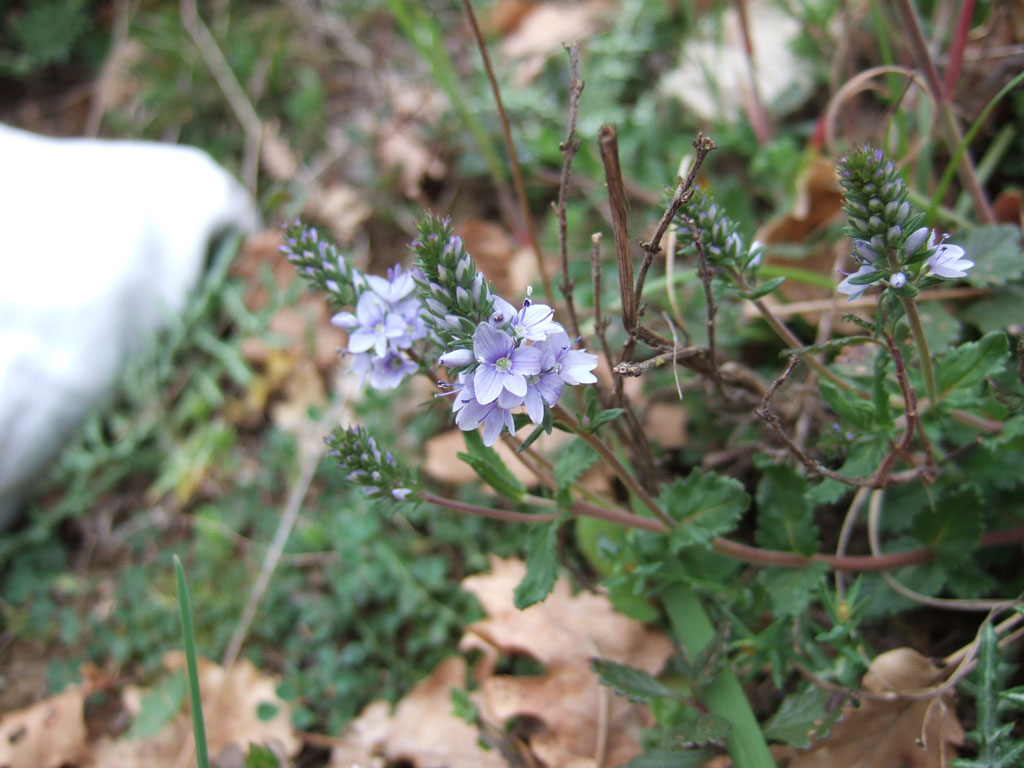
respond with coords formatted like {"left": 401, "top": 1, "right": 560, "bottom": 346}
{"left": 663, "top": 584, "right": 776, "bottom": 768}
{"left": 899, "top": 296, "right": 937, "bottom": 407}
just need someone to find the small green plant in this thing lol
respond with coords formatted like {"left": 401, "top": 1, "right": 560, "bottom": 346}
{"left": 285, "top": 13, "right": 1023, "bottom": 765}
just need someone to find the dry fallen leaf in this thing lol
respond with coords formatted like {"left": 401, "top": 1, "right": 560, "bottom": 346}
{"left": 329, "top": 657, "right": 506, "bottom": 768}
{"left": 461, "top": 556, "right": 675, "bottom": 767}
{"left": 91, "top": 654, "right": 299, "bottom": 768}
{"left": 0, "top": 684, "right": 89, "bottom": 768}
{"left": 499, "top": 1, "right": 611, "bottom": 85}
{"left": 776, "top": 647, "right": 964, "bottom": 768}
{"left": 331, "top": 558, "right": 671, "bottom": 768}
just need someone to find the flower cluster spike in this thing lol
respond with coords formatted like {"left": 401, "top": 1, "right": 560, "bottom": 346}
{"left": 673, "top": 189, "right": 763, "bottom": 272}
{"left": 410, "top": 215, "right": 495, "bottom": 352}
{"left": 280, "top": 220, "right": 361, "bottom": 307}
{"left": 837, "top": 145, "right": 925, "bottom": 259}
{"left": 283, "top": 220, "right": 425, "bottom": 390}
{"left": 834, "top": 146, "right": 973, "bottom": 301}
{"left": 326, "top": 425, "right": 417, "bottom": 502}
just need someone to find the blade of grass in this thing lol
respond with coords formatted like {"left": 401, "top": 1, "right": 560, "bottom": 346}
{"left": 663, "top": 584, "right": 776, "bottom": 768}
{"left": 174, "top": 554, "right": 211, "bottom": 768}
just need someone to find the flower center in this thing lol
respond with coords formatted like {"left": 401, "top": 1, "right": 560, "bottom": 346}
{"left": 495, "top": 356, "right": 513, "bottom": 373}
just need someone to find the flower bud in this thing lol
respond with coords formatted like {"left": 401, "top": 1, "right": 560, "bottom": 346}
{"left": 890, "top": 271, "right": 907, "bottom": 289}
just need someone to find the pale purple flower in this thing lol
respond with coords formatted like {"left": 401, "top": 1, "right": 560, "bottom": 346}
{"left": 366, "top": 264, "right": 416, "bottom": 303}
{"left": 488, "top": 296, "right": 518, "bottom": 329}
{"left": 472, "top": 322, "right": 542, "bottom": 404}
{"left": 452, "top": 374, "right": 520, "bottom": 446}
{"left": 537, "top": 330, "right": 598, "bottom": 385}
{"left": 522, "top": 353, "right": 564, "bottom": 423}
{"left": 836, "top": 264, "right": 879, "bottom": 301}
{"left": 890, "top": 271, "right": 907, "bottom": 289}
{"left": 367, "top": 351, "right": 418, "bottom": 389}
{"left": 344, "top": 292, "right": 409, "bottom": 356}
{"left": 509, "top": 301, "right": 564, "bottom": 341}
{"left": 926, "top": 242, "right": 973, "bottom": 279}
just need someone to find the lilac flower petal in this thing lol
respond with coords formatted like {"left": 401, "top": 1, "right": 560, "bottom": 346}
{"left": 561, "top": 350, "right": 598, "bottom": 384}
{"left": 481, "top": 408, "right": 506, "bottom": 445}
{"left": 473, "top": 366, "right": 504, "bottom": 404}
{"left": 836, "top": 264, "right": 877, "bottom": 301}
{"left": 474, "top": 322, "right": 514, "bottom": 363}
{"left": 926, "top": 243, "right": 973, "bottom": 279}
{"left": 502, "top": 372, "right": 528, "bottom": 398}
{"left": 331, "top": 311, "right": 358, "bottom": 330}
{"left": 348, "top": 327, "right": 380, "bottom": 353}
{"left": 524, "top": 386, "right": 545, "bottom": 423}
{"left": 508, "top": 345, "right": 543, "bottom": 375}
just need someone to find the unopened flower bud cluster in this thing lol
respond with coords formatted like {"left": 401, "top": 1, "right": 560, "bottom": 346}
{"left": 672, "top": 189, "right": 764, "bottom": 274}
{"left": 836, "top": 146, "right": 973, "bottom": 301}
{"left": 326, "top": 425, "right": 415, "bottom": 502}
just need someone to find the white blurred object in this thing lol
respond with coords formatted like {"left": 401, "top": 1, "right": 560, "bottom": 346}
{"left": 659, "top": 1, "right": 816, "bottom": 123}
{"left": 0, "top": 123, "right": 259, "bottom": 527}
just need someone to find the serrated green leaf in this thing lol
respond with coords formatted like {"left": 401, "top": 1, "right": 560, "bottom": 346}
{"left": 807, "top": 434, "right": 889, "bottom": 505}
{"left": 935, "top": 331, "right": 1008, "bottom": 407}
{"left": 244, "top": 744, "right": 281, "bottom": 768}
{"left": 592, "top": 658, "right": 680, "bottom": 703}
{"left": 513, "top": 519, "right": 561, "bottom": 609}
{"left": 450, "top": 687, "right": 478, "bottom": 724}
{"left": 756, "top": 563, "right": 827, "bottom": 617}
{"left": 660, "top": 711, "right": 731, "bottom": 746}
{"left": 624, "top": 747, "right": 716, "bottom": 768}
{"left": 960, "top": 285, "right": 1024, "bottom": 334}
{"left": 554, "top": 439, "right": 598, "bottom": 493}
{"left": 746, "top": 275, "right": 786, "bottom": 299}
{"left": 962, "top": 224, "right": 1024, "bottom": 287}
{"left": 763, "top": 687, "right": 843, "bottom": 748}
{"left": 588, "top": 408, "right": 625, "bottom": 432}
{"left": 755, "top": 463, "right": 819, "bottom": 555}
{"left": 458, "top": 429, "right": 526, "bottom": 502}
{"left": 917, "top": 302, "right": 963, "bottom": 355}
{"left": 912, "top": 488, "right": 983, "bottom": 564}
{"left": 126, "top": 670, "right": 186, "bottom": 739}
{"left": 819, "top": 379, "right": 875, "bottom": 430}
{"left": 662, "top": 470, "right": 749, "bottom": 550}
{"left": 952, "top": 621, "right": 1024, "bottom": 768}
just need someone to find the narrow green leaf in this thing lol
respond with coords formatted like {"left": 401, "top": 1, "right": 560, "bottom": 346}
{"left": 458, "top": 429, "right": 526, "bottom": 502}
{"left": 662, "top": 470, "right": 749, "bottom": 550}
{"left": 591, "top": 658, "right": 680, "bottom": 703}
{"left": 745, "top": 275, "right": 786, "bottom": 299}
{"left": 754, "top": 463, "right": 819, "bottom": 555}
{"left": 624, "top": 748, "right": 716, "bottom": 768}
{"left": 513, "top": 519, "right": 561, "bottom": 609}
{"left": 173, "top": 555, "right": 210, "bottom": 768}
